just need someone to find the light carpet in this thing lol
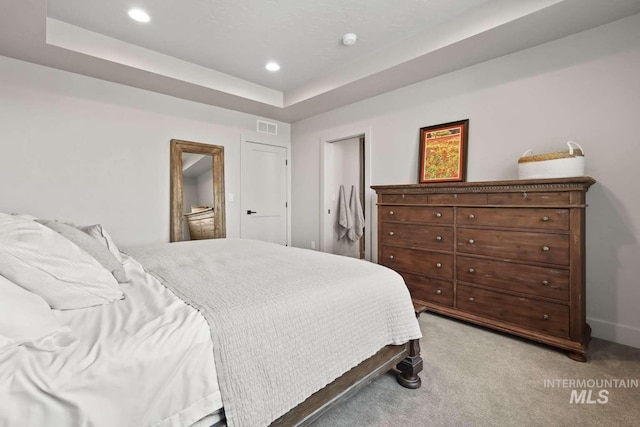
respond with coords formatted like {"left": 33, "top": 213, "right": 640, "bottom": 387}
{"left": 314, "top": 313, "right": 640, "bottom": 427}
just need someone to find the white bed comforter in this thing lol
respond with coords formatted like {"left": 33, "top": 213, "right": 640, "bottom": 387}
{"left": 128, "top": 239, "right": 422, "bottom": 427}
{"left": 0, "top": 255, "right": 223, "bottom": 427}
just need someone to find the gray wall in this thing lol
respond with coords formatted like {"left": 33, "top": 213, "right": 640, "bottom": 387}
{"left": 0, "top": 55, "right": 290, "bottom": 247}
{"left": 196, "top": 170, "right": 215, "bottom": 209}
{"left": 183, "top": 177, "right": 199, "bottom": 215}
{"left": 291, "top": 14, "right": 640, "bottom": 348}
{"left": 182, "top": 176, "right": 199, "bottom": 240}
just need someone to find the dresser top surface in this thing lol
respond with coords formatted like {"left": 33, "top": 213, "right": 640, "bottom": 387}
{"left": 372, "top": 176, "right": 596, "bottom": 193}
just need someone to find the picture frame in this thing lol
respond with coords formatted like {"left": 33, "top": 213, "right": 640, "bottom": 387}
{"left": 418, "top": 119, "right": 469, "bottom": 183}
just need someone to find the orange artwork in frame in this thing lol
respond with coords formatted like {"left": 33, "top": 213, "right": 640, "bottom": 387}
{"left": 418, "top": 119, "right": 469, "bottom": 183}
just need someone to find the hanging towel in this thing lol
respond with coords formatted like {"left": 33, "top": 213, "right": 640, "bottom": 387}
{"left": 337, "top": 185, "right": 352, "bottom": 239}
{"left": 348, "top": 185, "right": 365, "bottom": 242}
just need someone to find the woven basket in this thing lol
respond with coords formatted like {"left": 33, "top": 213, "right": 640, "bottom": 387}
{"left": 185, "top": 208, "right": 215, "bottom": 240}
{"left": 518, "top": 141, "right": 585, "bottom": 179}
{"left": 190, "top": 205, "right": 210, "bottom": 213}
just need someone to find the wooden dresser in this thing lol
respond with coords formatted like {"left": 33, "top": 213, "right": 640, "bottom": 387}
{"left": 372, "top": 177, "right": 595, "bottom": 361}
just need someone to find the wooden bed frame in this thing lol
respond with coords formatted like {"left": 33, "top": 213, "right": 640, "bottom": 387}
{"left": 272, "top": 338, "right": 423, "bottom": 426}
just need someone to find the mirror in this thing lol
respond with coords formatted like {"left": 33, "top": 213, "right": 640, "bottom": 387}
{"left": 170, "top": 139, "right": 226, "bottom": 242}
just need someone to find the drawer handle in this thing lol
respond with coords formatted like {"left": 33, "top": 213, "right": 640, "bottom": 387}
{"left": 542, "top": 280, "right": 550, "bottom": 286}
{"left": 389, "top": 255, "right": 394, "bottom": 260}
{"left": 543, "top": 314, "right": 549, "bottom": 320}
{"left": 468, "top": 268, "right": 475, "bottom": 273}
{"left": 468, "top": 239, "right": 475, "bottom": 244}
{"left": 468, "top": 297, "right": 475, "bottom": 303}
{"left": 389, "top": 231, "right": 395, "bottom": 236}
{"left": 436, "top": 289, "right": 442, "bottom": 295}
{"left": 436, "top": 236, "right": 443, "bottom": 241}
{"left": 542, "top": 246, "right": 550, "bottom": 252}
{"left": 541, "top": 216, "right": 550, "bottom": 222}
{"left": 389, "top": 210, "right": 394, "bottom": 215}
{"left": 436, "top": 262, "right": 442, "bottom": 268}
{"left": 435, "top": 212, "right": 442, "bottom": 218}
{"left": 468, "top": 214, "right": 475, "bottom": 219}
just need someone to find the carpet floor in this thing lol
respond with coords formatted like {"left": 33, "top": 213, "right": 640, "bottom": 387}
{"left": 314, "top": 313, "right": 640, "bottom": 427}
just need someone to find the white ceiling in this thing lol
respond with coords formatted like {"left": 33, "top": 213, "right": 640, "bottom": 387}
{"left": 182, "top": 153, "right": 212, "bottom": 179}
{"left": 47, "top": 0, "right": 488, "bottom": 92}
{"left": 2, "top": 0, "right": 640, "bottom": 122}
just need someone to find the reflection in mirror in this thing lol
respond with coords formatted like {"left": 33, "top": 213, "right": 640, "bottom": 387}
{"left": 170, "top": 139, "right": 225, "bottom": 242}
{"left": 182, "top": 153, "right": 214, "bottom": 240}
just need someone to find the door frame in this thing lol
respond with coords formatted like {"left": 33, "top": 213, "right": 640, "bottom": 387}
{"left": 320, "top": 126, "right": 372, "bottom": 261}
{"left": 241, "top": 133, "right": 291, "bottom": 246}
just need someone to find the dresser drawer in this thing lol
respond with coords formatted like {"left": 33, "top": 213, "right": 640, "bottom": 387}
{"left": 457, "top": 285, "right": 570, "bottom": 337}
{"left": 400, "top": 272, "right": 453, "bottom": 307}
{"left": 457, "top": 256, "right": 569, "bottom": 300}
{"left": 380, "top": 206, "right": 453, "bottom": 224}
{"left": 381, "top": 193, "right": 430, "bottom": 204}
{"left": 457, "top": 228, "right": 569, "bottom": 265}
{"left": 381, "top": 223, "right": 453, "bottom": 250}
{"left": 380, "top": 246, "right": 453, "bottom": 280}
{"left": 457, "top": 208, "right": 569, "bottom": 231}
{"left": 428, "top": 193, "right": 487, "bottom": 205}
{"left": 488, "top": 192, "right": 569, "bottom": 205}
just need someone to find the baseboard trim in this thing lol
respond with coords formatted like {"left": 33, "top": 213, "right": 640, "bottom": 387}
{"left": 587, "top": 316, "right": 640, "bottom": 349}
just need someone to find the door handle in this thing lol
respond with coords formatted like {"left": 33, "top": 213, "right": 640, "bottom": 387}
{"left": 246, "top": 210, "right": 257, "bottom": 215}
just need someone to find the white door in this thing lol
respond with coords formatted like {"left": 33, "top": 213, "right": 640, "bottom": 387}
{"left": 241, "top": 141, "right": 288, "bottom": 245}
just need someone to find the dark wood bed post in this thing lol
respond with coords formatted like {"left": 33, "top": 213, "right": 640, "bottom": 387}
{"left": 396, "top": 339, "right": 423, "bottom": 389}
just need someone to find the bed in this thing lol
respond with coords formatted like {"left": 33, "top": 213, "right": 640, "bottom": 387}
{"left": 0, "top": 213, "right": 423, "bottom": 427}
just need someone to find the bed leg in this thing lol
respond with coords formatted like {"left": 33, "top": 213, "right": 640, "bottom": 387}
{"left": 396, "top": 339, "right": 423, "bottom": 389}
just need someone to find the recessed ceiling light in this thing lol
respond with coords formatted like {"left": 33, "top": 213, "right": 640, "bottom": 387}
{"left": 342, "top": 33, "right": 358, "bottom": 46}
{"left": 128, "top": 8, "right": 150, "bottom": 23}
{"left": 265, "top": 61, "right": 280, "bottom": 72}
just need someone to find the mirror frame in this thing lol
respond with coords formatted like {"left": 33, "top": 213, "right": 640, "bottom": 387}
{"left": 170, "top": 139, "right": 226, "bottom": 242}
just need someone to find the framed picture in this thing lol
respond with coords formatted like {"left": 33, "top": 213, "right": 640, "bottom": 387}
{"left": 418, "top": 119, "right": 469, "bottom": 183}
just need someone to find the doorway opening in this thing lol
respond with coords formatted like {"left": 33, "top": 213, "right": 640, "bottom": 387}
{"left": 320, "top": 128, "right": 372, "bottom": 260}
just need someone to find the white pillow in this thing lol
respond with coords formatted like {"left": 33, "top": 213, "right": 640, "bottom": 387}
{"left": 0, "top": 274, "right": 77, "bottom": 353}
{"left": 39, "top": 220, "right": 129, "bottom": 283}
{"left": 81, "top": 224, "right": 124, "bottom": 262}
{"left": 10, "top": 213, "right": 39, "bottom": 221}
{"left": 0, "top": 213, "right": 123, "bottom": 309}
{"left": 7, "top": 215, "right": 124, "bottom": 262}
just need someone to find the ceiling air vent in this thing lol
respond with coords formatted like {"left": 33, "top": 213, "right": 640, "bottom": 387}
{"left": 257, "top": 120, "right": 277, "bottom": 135}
